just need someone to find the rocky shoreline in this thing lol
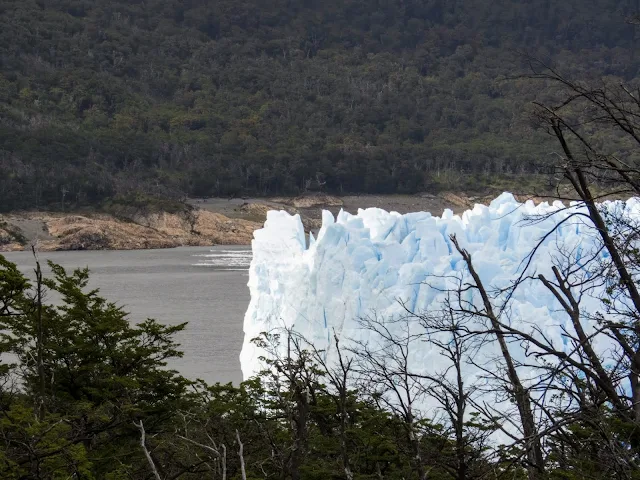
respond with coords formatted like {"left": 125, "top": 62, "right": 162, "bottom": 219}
{"left": 0, "top": 209, "right": 262, "bottom": 252}
{"left": 0, "top": 192, "right": 545, "bottom": 252}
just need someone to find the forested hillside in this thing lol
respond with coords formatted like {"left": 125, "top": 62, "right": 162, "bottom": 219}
{"left": 0, "top": 0, "right": 638, "bottom": 210}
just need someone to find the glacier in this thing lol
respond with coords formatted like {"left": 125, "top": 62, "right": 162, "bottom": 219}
{"left": 240, "top": 193, "right": 640, "bottom": 417}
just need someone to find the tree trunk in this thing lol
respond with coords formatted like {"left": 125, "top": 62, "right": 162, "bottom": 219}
{"left": 33, "top": 247, "right": 45, "bottom": 421}
{"left": 451, "top": 235, "right": 545, "bottom": 479}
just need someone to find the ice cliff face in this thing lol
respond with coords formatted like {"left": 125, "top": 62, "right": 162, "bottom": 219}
{"left": 240, "top": 193, "right": 640, "bottom": 394}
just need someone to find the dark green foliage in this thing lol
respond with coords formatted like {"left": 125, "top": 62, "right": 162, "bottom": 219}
{"left": 0, "top": 256, "right": 191, "bottom": 478}
{"left": 0, "top": 0, "right": 637, "bottom": 210}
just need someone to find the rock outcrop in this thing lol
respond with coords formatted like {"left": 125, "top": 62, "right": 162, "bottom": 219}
{"left": 0, "top": 209, "right": 261, "bottom": 252}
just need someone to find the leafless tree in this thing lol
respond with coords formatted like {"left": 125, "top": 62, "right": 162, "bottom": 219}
{"left": 236, "top": 430, "right": 247, "bottom": 480}
{"left": 135, "top": 420, "right": 162, "bottom": 480}
{"left": 349, "top": 313, "right": 433, "bottom": 480}
{"left": 441, "top": 235, "right": 546, "bottom": 480}
{"left": 407, "top": 302, "right": 495, "bottom": 480}
{"left": 177, "top": 425, "right": 228, "bottom": 480}
{"left": 306, "top": 331, "right": 356, "bottom": 480}
{"left": 525, "top": 60, "right": 640, "bottom": 425}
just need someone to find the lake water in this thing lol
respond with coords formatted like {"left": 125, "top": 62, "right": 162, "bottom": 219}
{"left": 2, "top": 246, "right": 251, "bottom": 385}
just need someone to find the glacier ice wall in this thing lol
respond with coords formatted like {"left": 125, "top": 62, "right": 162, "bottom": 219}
{"left": 240, "top": 193, "right": 640, "bottom": 393}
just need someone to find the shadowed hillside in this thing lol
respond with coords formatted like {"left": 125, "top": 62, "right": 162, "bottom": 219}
{"left": 1, "top": 0, "right": 638, "bottom": 210}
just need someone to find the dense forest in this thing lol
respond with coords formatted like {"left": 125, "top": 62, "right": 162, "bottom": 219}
{"left": 0, "top": 0, "right": 639, "bottom": 210}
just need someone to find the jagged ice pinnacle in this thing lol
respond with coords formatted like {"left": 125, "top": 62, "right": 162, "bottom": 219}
{"left": 240, "top": 193, "right": 640, "bottom": 415}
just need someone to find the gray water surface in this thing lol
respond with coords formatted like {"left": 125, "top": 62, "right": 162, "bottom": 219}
{"left": 3, "top": 246, "right": 251, "bottom": 385}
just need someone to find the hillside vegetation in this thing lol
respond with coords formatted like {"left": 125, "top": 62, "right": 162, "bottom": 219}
{"left": 0, "top": 0, "right": 638, "bottom": 210}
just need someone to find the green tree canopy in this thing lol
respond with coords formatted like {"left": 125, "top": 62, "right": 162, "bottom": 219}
{"left": 1, "top": 0, "right": 638, "bottom": 210}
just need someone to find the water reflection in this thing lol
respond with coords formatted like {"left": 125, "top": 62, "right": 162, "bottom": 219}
{"left": 192, "top": 249, "right": 252, "bottom": 271}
